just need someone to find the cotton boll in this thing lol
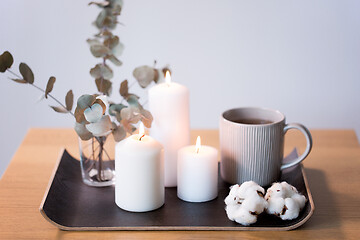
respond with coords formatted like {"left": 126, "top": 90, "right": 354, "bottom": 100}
{"left": 238, "top": 181, "right": 265, "bottom": 202}
{"left": 292, "top": 193, "right": 306, "bottom": 209}
{"left": 224, "top": 182, "right": 267, "bottom": 226}
{"left": 280, "top": 198, "right": 300, "bottom": 220}
{"left": 266, "top": 197, "right": 285, "bottom": 215}
{"left": 242, "top": 195, "right": 266, "bottom": 214}
{"left": 280, "top": 181, "right": 296, "bottom": 196}
{"left": 234, "top": 208, "right": 257, "bottom": 226}
{"left": 225, "top": 204, "right": 241, "bottom": 221}
{"left": 265, "top": 182, "right": 307, "bottom": 221}
{"left": 267, "top": 182, "right": 286, "bottom": 198}
{"left": 224, "top": 184, "right": 241, "bottom": 206}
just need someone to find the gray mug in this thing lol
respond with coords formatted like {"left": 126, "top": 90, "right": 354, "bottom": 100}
{"left": 219, "top": 107, "right": 312, "bottom": 186}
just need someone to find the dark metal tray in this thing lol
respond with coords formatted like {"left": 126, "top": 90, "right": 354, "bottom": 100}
{"left": 40, "top": 149, "right": 314, "bottom": 231}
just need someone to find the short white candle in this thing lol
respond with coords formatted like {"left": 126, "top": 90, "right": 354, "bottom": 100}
{"left": 115, "top": 123, "right": 164, "bottom": 212}
{"left": 149, "top": 71, "right": 190, "bottom": 187}
{"left": 177, "top": 136, "right": 218, "bottom": 202}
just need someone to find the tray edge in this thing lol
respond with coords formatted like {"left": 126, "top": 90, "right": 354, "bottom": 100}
{"left": 283, "top": 164, "right": 315, "bottom": 231}
{"left": 39, "top": 148, "right": 73, "bottom": 230}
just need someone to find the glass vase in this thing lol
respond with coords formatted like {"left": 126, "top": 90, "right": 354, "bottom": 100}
{"left": 79, "top": 135, "right": 115, "bottom": 187}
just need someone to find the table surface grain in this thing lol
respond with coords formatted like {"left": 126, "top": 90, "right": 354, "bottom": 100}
{"left": 0, "top": 128, "right": 359, "bottom": 239}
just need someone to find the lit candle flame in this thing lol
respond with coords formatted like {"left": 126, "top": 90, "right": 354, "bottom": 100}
{"left": 165, "top": 70, "right": 171, "bottom": 84}
{"left": 139, "top": 122, "right": 145, "bottom": 141}
{"left": 195, "top": 136, "right": 201, "bottom": 153}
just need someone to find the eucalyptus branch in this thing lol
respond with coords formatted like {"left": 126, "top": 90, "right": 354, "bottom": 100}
{"left": 128, "top": 80, "right": 136, "bottom": 89}
{"left": 6, "top": 68, "right": 74, "bottom": 117}
{"left": 7, "top": 69, "right": 22, "bottom": 79}
{"left": 32, "top": 83, "right": 75, "bottom": 117}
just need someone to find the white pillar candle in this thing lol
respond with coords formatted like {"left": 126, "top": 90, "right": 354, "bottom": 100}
{"left": 177, "top": 136, "right": 218, "bottom": 202}
{"left": 115, "top": 123, "right": 164, "bottom": 212}
{"left": 149, "top": 71, "right": 190, "bottom": 187}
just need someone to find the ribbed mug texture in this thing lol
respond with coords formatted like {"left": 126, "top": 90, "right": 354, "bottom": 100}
{"left": 220, "top": 110, "right": 285, "bottom": 186}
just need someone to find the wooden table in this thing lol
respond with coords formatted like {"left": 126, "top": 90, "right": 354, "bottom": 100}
{"left": 0, "top": 128, "right": 359, "bottom": 239}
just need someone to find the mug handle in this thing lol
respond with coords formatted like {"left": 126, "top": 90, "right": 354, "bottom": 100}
{"left": 281, "top": 123, "right": 313, "bottom": 170}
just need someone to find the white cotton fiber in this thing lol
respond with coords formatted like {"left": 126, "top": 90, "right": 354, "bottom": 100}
{"left": 265, "top": 181, "right": 307, "bottom": 220}
{"left": 224, "top": 181, "right": 267, "bottom": 226}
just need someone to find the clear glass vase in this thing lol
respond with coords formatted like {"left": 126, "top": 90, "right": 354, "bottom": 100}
{"left": 79, "top": 135, "right": 115, "bottom": 187}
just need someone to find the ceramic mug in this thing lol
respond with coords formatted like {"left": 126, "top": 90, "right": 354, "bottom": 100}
{"left": 219, "top": 107, "right": 312, "bottom": 186}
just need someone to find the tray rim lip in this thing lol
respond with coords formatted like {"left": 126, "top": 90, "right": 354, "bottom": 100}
{"left": 39, "top": 148, "right": 315, "bottom": 231}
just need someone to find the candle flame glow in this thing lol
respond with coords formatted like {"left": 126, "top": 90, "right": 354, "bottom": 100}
{"left": 165, "top": 70, "right": 171, "bottom": 84}
{"left": 195, "top": 136, "right": 201, "bottom": 153}
{"left": 139, "top": 122, "right": 145, "bottom": 141}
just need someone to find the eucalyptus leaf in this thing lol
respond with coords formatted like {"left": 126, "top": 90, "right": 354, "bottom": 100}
{"left": 112, "top": 4, "right": 122, "bottom": 15}
{"left": 11, "top": 78, "right": 27, "bottom": 84}
{"left": 0, "top": 51, "right": 14, "bottom": 73}
{"left": 90, "top": 44, "right": 110, "bottom": 58}
{"left": 95, "top": 9, "right": 107, "bottom": 29}
{"left": 107, "top": 55, "right": 122, "bottom": 66}
{"left": 88, "top": 1, "right": 109, "bottom": 7}
{"left": 77, "top": 94, "right": 96, "bottom": 110}
{"left": 119, "top": 79, "right": 128, "bottom": 97}
{"left": 50, "top": 106, "right": 68, "bottom": 113}
{"left": 102, "top": 14, "right": 117, "bottom": 29}
{"left": 103, "top": 36, "right": 124, "bottom": 57}
{"left": 93, "top": 98, "right": 107, "bottom": 114}
{"left": 74, "top": 122, "right": 93, "bottom": 141}
{"left": 133, "top": 65, "right": 156, "bottom": 88}
{"left": 96, "top": 95, "right": 109, "bottom": 111}
{"left": 96, "top": 9, "right": 116, "bottom": 30}
{"left": 153, "top": 68, "right": 159, "bottom": 83}
{"left": 90, "top": 64, "right": 113, "bottom": 79}
{"left": 103, "top": 35, "right": 125, "bottom": 57}
{"left": 95, "top": 78, "right": 112, "bottom": 96}
{"left": 85, "top": 115, "right": 112, "bottom": 137}
{"left": 104, "top": 36, "right": 119, "bottom": 49}
{"left": 87, "top": 38, "right": 102, "bottom": 46}
{"left": 75, "top": 107, "right": 87, "bottom": 124}
{"left": 109, "top": 0, "right": 124, "bottom": 7}
{"left": 112, "top": 41, "right": 124, "bottom": 57}
{"left": 155, "top": 69, "right": 164, "bottom": 83}
{"left": 121, "top": 120, "right": 134, "bottom": 134}
{"left": 45, "top": 76, "right": 56, "bottom": 99}
{"left": 120, "top": 107, "right": 140, "bottom": 133}
{"left": 19, "top": 63, "right": 34, "bottom": 84}
{"left": 84, "top": 103, "right": 103, "bottom": 123}
{"left": 112, "top": 124, "right": 126, "bottom": 142}
{"left": 109, "top": 103, "right": 126, "bottom": 116}
{"left": 127, "top": 95, "right": 140, "bottom": 108}
{"left": 140, "top": 109, "right": 153, "bottom": 128}
{"left": 120, "top": 107, "right": 141, "bottom": 124}
{"left": 65, "top": 90, "right": 73, "bottom": 111}
{"left": 115, "top": 112, "right": 122, "bottom": 122}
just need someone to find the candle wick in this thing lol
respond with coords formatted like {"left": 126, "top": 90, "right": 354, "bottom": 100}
{"left": 139, "top": 134, "right": 145, "bottom": 141}
{"left": 196, "top": 148, "right": 199, "bottom": 154}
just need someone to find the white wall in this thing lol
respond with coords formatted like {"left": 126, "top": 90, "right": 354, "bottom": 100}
{"left": 1, "top": 0, "right": 359, "bottom": 178}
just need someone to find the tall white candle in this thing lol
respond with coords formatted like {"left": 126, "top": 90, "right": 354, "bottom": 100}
{"left": 149, "top": 71, "right": 190, "bottom": 187}
{"left": 115, "top": 123, "right": 164, "bottom": 212}
{"left": 177, "top": 136, "right": 218, "bottom": 202}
